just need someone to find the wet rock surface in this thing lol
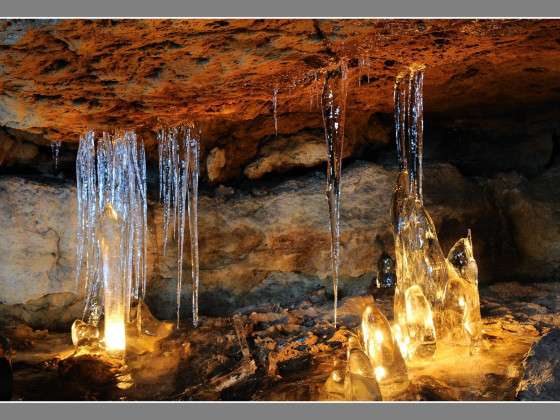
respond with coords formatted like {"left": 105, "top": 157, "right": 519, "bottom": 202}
{"left": 1, "top": 281, "right": 558, "bottom": 401}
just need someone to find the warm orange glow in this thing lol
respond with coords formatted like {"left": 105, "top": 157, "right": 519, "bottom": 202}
{"left": 104, "top": 314, "right": 126, "bottom": 352}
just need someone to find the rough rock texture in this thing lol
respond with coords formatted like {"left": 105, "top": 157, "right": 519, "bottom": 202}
{"left": 0, "top": 160, "right": 513, "bottom": 316}
{"left": 517, "top": 329, "right": 560, "bottom": 400}
{"left": 0, "top": 177, "right": 77, "bottom": 303}
{"left": 4, "top": 281, "right": 560, "bottom": 401}
{"left": 2, "top": 19, "right": 560, "bottom": 182}
{"left": 488, "top": 166, "right": 560, "bottom": 281}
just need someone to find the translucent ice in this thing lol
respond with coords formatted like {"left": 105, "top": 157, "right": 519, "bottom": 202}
{"left": 361, "top": 304, "right": 408, "bottom": 383}
{"left": 321, "top": 62, "right": 348, "bottom": 327}
{"left": 97, "top": 204, "right": 126, "bottom": 352}
{"left": 345, "top": 336, "right": 382, "bottom": 401}
{"left": 158, "top": 126, "right": 201, "bottom": 328}
{"left": 391, "top": 65, "right": 448, "bottom": 358}
{"left": 76, "top": 130, "right": 147, "bottom": 332}
{"left": 71, "top": 319, "right": 99, "bottom": 347}
{"left": 403, "top": 285, "right": 437, "bottom": 359}
{"left": 442, "top": 231, "right": 482, "bottom": 351}
{"left": 51, "top": 140, "right": 61, "bottom": 171}
{"left": 272, "top": 87, "right": 279, "bottom": 136}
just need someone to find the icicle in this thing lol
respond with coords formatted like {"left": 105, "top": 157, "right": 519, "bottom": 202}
{"left": 51, "top": 141, "right": 61, "bottom": 171}
{"left": 187, "top": 132, "right": 200, "bottom": 327}
{"left": 158, "top": 125, "right": 201, "bottom": 328}
{"left": 159, "top": 129, "right": 180, "bottom": 257}
{"left": 176, "top": 129, "right": 188, "bottom": 329}
{"left": 321, "top": 62, "right": 348, "bottom": 328}
{"left": 272, "top": 87, "right": 278, "bottom": 136}
{"left": 76, "top": 130, "right": 147, "bottom": 330}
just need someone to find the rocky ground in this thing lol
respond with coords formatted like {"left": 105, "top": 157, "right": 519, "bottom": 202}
{"left": 1, "top": 281, "right": 559, "bottom": 401}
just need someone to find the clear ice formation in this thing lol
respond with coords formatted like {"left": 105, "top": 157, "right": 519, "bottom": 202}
{"left": 157, "top": 126, "right": 200, "bottom": 328}
{"left": 390, "top": 64, "right": 447, "bottom": 360}
{"left": 361, "top": 304, "right": 408, "bottom": 384}
{"left": 51, "top": 140, "right": 61, "bottom": 171}
{"left": 344, "top": 336, "right": 383, "bottom": 400}
{"left": 391, "top": 64, "right": 482, "bottom": 358}
{"left": 272, "top": 87, "right": 278, "bottom": 136}
{"left": 376, "top": 253, "right": 396, "bottom": 289}
{"left": 442, "top": 231, "right": 482, "bottom": 350}
{"left": 71, "top": 319, "right": 99, "bottom": 347}
{"left": 76, "top": 130, "right": 148, "bottom": 331}
{"left": 321, "top": 62, "right": 348, "bottom": 327}
{"left": 98, "top": 203, "right": 126, "bottom": 352}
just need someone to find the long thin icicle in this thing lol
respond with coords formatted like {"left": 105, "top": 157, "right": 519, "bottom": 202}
{"left": 51, "top": 140, "right": 61, "bottom": 171}
{"left": 187, "top": 133, "right": 200, "bottom": 327}
{"left": 158, "top": 126, "right": 201, "bottom": 328}
{"left": 272, "top": 87, "right": 278, "bottom": 136}
{"left": 321, "top": 62, "right": 348, "bottom": 328}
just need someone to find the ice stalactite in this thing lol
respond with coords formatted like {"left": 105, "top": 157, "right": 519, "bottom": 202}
{"left": 186, "top": 133, "right": 200, "bottom": 327}
{"left": 76, "top": 131, "right": 101, "bottom": 325}
{"left": 51, "top": 141, "right": 61, "bottom": 171}
{"left": 157, "top": 128, "right": 179, "bottom": 257}
{"left": 321, "top": 62, "right": 348, "bottom": 327}
{"left": 272, "top": 87, "right": 279, "bottom": 136}
{"left": 76, "top": 130, "right": 148, "bottom": 333}
{"left": 158, "top": 126, "right": 200, "bottom": 328}
{"left": 391, "top": 64, "right": 447, "bottom": 360}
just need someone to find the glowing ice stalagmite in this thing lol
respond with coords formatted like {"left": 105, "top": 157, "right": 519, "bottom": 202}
{"left": 97, "top": 204, "right": 126, "bottom": 352}
{"left": 361, "top": 304, "right": 408, "bottom": 384}
{"left": 344, "top": 336, "right": 382, "bottom": 401}
{"left": 442, "top": 230, "right": 482, "bottom": 351}
{"left": 391, "top": 65, "right": 448, "bottom": 360}
{"left": 321, "top": 62, "right": 348, "bottom": 327}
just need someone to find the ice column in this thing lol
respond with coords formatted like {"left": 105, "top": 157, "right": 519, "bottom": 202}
{"left": 391, "top": 65, "right": 447, "bottom": 360}
{"left": 97, "top": 204, "right": 126, "bottom": 352}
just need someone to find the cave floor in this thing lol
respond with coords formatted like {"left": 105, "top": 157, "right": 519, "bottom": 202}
{"left": 6, "top": 281, "right": 560, "bottom": 401}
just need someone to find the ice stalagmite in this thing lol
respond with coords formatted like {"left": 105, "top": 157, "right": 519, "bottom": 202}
{"left": 442, "top": 230, "right": 482, "bottom": 352}
{"left": 344, "top": 336, "right": 383, "bottom": 401}
{"left": 391, "top": 65, "right": 447, "bottom": 360}
{"left": 361, "top": 304, "right": 408, "bottom": 385}
{"left": 321, "top": 63, "right": 348, "bottom": 327}
{"left": 158, "top": 126, "right": 201, "bottom": 328}
{"left": 97, "top": 204, "right": 126, "bottom": 352}
{"left": 75, "top": 130, "right": 148, "bottom": 339}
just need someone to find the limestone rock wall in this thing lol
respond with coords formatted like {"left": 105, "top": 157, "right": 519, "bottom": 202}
{"left": 0, "top": 159, "right": 541, "bottom": 317}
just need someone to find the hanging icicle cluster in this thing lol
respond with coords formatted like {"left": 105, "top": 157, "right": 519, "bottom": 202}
{"left": 76, "top": 130, "right": 148, "bottom": 326}
{"left": 321, "top": 61, "right": 349, "bottom": 328}
{"left": 157, "top": 125, "right": 200, "bottom": 328}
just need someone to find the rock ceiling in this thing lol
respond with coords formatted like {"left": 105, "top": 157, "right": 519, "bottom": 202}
{"left": 1, "top": 19, "right": 560, "bottom": 180}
